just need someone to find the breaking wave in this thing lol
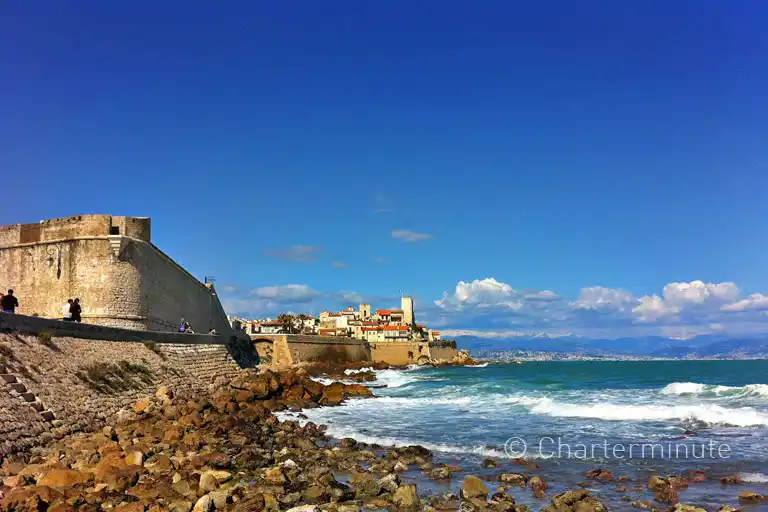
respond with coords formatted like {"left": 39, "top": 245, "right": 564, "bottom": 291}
{"left": 278, "top": 411, "right": 512, "bottom": 459}
{"left": 503, "top": 396, "right": 768, "bottom": 427}
{"left": 739, "top": 472, "right": 768, "bottom": 484}
{"left": 661, "top": 382, "right": 768, "bottom": 398}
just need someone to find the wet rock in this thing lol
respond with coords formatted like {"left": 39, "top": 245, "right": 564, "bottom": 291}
{"left": 721, "top": 475, "right": 742, "bottom": 484}
{"left": 585, "top": 468, "right": 614, "bottom": 481}
{"left": 461, "top": 475, "right": 488, "bottom": 500}
{"left": 482, "top": 458, "right": 498, "bottom": 468}
{"left": 377, "top": 473, "right": 401, "bottom": 493}
{"left": 393, "top": 484, "right": 420, "bottom": 510}
{"left": 499, "top": 473, "right": 527, "bottom": 487}
{"left": 631, "top": 500, "right": 656, "bottom": 510}
{"left": 671, "top": 505, "right": 707, "bottom": 512}
{"left": 647, "top": 475, "right": 679, "bottom": 504}
{"left": 716, "top": 507, "right": 739, "bottom": 512}
{"left": 429, "top": 493, "right": 461, "bottom": 510}
{"left": 430, "top": 467, "right": 452, "bottom": 480}
{"left": 529, "top": 475, "right": 548, "bottom": 499}
{"left": 686, "top": 469, "right": 707, "bottom": 483}
{"left": 543, "top": 490, "right": 606, "bottom": 512}
{"left": 393, "top": 461, "right": 408, "bottom": 473}
{"left": 739, "top": 491, "right": 767, "bottom": 503}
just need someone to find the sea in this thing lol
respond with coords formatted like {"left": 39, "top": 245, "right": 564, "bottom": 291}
{"left": 279, "top": 360, "right": 768, "bottom": 510}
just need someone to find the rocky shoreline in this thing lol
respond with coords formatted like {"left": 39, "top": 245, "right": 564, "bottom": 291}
{"left": 0, "top": 366, "right": 760, "bottom": 511}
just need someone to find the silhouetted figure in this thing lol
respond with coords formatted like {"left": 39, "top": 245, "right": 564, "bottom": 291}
{"left": 70, "top": 298, "right": 82, "bottom": 322}
{"left": 62, "top": 299, "right": 73, "bottom": 321}
{"left": 1, "top": 289, "right": 18, "bottom": 313}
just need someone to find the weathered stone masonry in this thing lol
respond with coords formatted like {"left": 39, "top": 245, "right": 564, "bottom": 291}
{"left": 0, "top": 316, "right": 256, "bottom": 461}
{"left": 0, "top": 214, "right": 231, "bottom": 334}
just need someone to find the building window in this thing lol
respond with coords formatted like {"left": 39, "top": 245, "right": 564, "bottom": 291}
{"left": 110, "top": 226, "right": 120, "bottom": 235}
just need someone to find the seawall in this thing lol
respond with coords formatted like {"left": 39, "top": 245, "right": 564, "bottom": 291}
{"left": 253, "top": 334, "right": 459, "bottom": 368}
{"left": 0, "top": 313, "right": 257, "bottom": 460}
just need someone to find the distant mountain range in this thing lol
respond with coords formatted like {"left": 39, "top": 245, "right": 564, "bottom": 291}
{"left": 455, "top": 333, "right": 768, "bottom": 358}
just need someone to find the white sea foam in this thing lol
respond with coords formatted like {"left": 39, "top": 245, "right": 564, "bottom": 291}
{"left": 661, "top": 382, "right": 768, "bottom": 398}
{"left": 312, "top": 366, "right": 427, "bottom": 388}
{"left": 504, "top": 396, "right": 768, "bottom": 427}
{"left": 465, "top": 363, "right": 489, "bottom": 368}
{"left": 373, "top": 369, "right": 421, "bottom": 388}
{"left": 278, "top": 411, "right": 515, "bottom": 459}
{"left": 344, "top": 367, "right": 374, "bottom": 375}
{"left": 738, "top": 472, "right": 768, "bottom": 483}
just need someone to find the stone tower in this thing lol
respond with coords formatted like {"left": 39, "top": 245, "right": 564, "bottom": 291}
{"left": 359, "top": 303, "right": 371, "bottom": 319}
{"left": 401, "top": 296, "right": 415, "bottom": 326}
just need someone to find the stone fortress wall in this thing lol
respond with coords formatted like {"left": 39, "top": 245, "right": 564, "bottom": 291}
{"left": 0, "top": 214, "right": 231, "bottom": 334}
{"left": 252, "top": 334, "right": 458, "bottom": 368}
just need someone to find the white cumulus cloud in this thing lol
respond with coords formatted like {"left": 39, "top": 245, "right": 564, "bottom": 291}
{"left": 721, "top": 293, "right": 768, "bottom": 312}
{"left": 632, "top": 294, "right": 676, "bottom": 323}
{"left": 662, "top": 280, "right": 739, "bottom": 306}
{"left": 571, "top": 286, "right": 637, "bottom": 310}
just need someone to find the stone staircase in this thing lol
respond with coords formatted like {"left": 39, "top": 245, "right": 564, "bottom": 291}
{"left": 1, "top": 373, "right": 56, "bottom": 421}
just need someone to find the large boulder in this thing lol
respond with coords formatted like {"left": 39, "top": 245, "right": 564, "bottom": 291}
{"left": 393, "top": 484, "right": 421, "bottom": 510}
{"left": 544, "top": 490, "right": 606, "bottom": 512}
{"left": 36, "top": 469, "right": 91, "bottom": 489}
{"left": 461, "top": 475, "right": 488, "bottom": 500}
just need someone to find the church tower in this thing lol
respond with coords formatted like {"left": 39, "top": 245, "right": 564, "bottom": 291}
{"left": 401, "top": 296, "right": 415, "bottom": 326}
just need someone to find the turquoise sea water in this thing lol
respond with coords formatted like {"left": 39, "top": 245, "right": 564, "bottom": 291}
{"left": 281, "top": 361, "right": 768, "bottom": 509}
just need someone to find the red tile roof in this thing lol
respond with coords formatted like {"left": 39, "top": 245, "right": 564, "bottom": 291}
{"left": 376, "top": 309, "right": 391, "bottom": 315}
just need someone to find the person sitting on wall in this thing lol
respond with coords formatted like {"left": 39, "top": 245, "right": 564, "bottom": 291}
{"left": 70, "top": 298, "right": 82, "bottom": 322}
{"left": 1, "top": 289, "right": 19, "bottom": 314}
{"left": 62, "top": 299, "right": 73, "bottom": 321}
{"left": 179, "top": 318, "right": 187, "bottom": 332}
{"left": 185, "top": 323, "right": 195, "bottom": 334}
{"left": 208, "top": 328, "right": 218, "bottom": 335}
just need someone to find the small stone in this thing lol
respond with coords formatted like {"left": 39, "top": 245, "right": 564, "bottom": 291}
{"left": 134, "top": 397, "right": 151, "bottom": 414}
{"left": 192, "top": 494, "right": 214, "bottom": 512}
{"left": 125, "top": 451, "right": 143, "bottom": 466}
{"left": 199, "top": 472, "right": 219, "bottom": 492}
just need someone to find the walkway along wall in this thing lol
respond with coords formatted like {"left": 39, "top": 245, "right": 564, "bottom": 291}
{"left": 0, "top": 214, "right": 232, "bottom": 334}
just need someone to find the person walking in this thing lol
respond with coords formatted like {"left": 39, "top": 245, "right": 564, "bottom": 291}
{"left": 70, "top": 298, "right": 82, "bottom": 322}
{"left": 62, "top": 299, "right": 73, "bottom": 321}
{"left": 1, "top": 289, "right": 19, "bottom": 313}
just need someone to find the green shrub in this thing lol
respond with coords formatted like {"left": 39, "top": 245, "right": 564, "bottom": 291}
{"left": 38, "top": 331, "right": 57, "bottom": 349}
{"left": 0, "top": 344, "right": 13, "bottom": 359}
{"left": 75, "top": 360, "right": 155, "bottom": 393}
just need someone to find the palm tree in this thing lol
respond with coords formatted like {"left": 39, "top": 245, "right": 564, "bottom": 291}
{"left": 277, "top": 313, "right": 297, "bottom": 334}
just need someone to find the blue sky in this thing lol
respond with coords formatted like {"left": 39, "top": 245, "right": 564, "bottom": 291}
{"left": 3, "top": 1, "right": 768, "bottom": 338}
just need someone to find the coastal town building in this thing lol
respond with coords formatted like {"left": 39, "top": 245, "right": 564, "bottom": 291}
{"left": 235, "top": 296, "right": 441, "bottom": 343}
